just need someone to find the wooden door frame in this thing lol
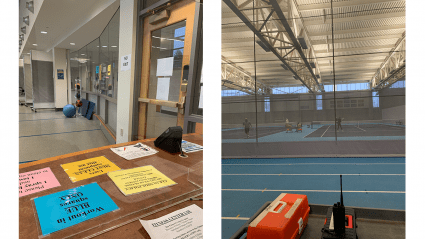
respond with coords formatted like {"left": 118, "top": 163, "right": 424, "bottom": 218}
{"left": 137, "top": 0, "right": 197, "bottom": 139}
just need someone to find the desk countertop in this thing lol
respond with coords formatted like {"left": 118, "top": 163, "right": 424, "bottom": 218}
{"left": 19, "top": 134, "right": 203, "bottom": 239}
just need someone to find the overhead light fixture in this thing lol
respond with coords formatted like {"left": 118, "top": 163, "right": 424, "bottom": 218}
{"left": 32, "top": 44, "right": 37, "bottom": 46}
{"left": 297, "top": 37, "right": 308, "bottom": 50}
{"left": 27, "top": 53, "right": 30, "bottom": 54}
{"left": 41, "top": 31, "right": 47, "bottom": 34}
{"left": 21, "top": 26, "right": 26, "bottom": 34}
{"left": 102, "top": 46, "right": 107, "bottom": 48}
{"left": 111, "top": 46, "right": 117, "bottom": 48}
{"left": 256, "top": 40, "right": 271, "bottom": 52}
{"left": 26, "top": 1, "right": 34, "bottom": 13}
{"left": 97, "top": 46, "right": 99, "bottom": 47}
{"left": 23, "top": 16, "right": 29, "bottom": 26}
{"left": 81, "top": 54, "right": 85, "bottom": 56}
{"left": 20, "top": 34, "right": 25, "bottom": 40}
{"left": 70, "top": 43, "right": 75, "bottom": 45}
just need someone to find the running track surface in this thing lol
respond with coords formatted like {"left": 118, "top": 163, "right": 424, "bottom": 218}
{"left": 221, "top": 157, "right": 405, "bottom": 239}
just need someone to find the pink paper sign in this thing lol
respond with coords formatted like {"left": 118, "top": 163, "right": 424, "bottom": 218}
{"left": 19, "top": 167, "right": 61, "bottom": 197}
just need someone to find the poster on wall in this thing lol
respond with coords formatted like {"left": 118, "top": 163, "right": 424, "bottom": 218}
{"left": 57, "top": 69, "right": 64, "bottom": 80}
{"left": 61, "top": 156, "right": 121, "bottom": 183}
{"left": 156, "top": 77, "right": 170, "bottom": 101}
{"left": 108, "top": 64, "right": 111, "bottom": 75}
{"left": 108, "top": 165, "right": 177, "bottom": 196}
{"left": 33, "top": 182, "right": 119, "bottom": 236}
{"left": 156, "top": 57, "right": 174, "bottom": 77}
{"left": 19, "top": 167, "right": 61, "bottom": 197}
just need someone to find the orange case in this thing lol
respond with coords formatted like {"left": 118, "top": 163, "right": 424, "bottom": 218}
{"left": 247, "top": 193, "right": 310, "bottom": 239}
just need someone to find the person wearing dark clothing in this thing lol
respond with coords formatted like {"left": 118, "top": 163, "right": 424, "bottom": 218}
{"left": 336, "top": 117, "right": 344, "bottom": 131}
{"left": 243, "top": 118, "right": 252, "bottom": 138}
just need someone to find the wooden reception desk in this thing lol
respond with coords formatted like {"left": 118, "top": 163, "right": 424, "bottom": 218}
{"left": 19, "top": 134, "right": 203, "bottom": 239}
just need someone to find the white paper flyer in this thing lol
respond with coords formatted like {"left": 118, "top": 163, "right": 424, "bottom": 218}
{"left": 181, "top": 140, "right": 203, "bottom": 153}
{"left": 139, "top": 204, "right": 203, "bottom": 239}
{"left": 111, "top": 143, "right": 158, "bottom": 160}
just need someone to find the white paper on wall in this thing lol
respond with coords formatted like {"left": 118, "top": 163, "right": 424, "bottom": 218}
{"left": 121, "top": 54, "right": 131, "bottom": 71}
{"left": 156, "top": 77, "right": 170, "bottom": 101}
{"left": 156, "top": 57, "right": 174, "bottom": 77}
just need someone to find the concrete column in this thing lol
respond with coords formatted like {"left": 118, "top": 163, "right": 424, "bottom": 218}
{"left": 53, "top": 48, "right": 69, "bottom": 108}
{"left": 116, "top": 0, "right": 138, "bottom": 144}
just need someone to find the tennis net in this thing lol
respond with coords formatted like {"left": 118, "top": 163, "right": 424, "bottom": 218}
{"left": 310, "top": 119, "right": 405, "bottom": 129}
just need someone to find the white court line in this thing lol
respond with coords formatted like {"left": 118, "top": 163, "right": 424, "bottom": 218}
{"left": 356, "top": 125, "right": 366, "bottom": 131}
{"left": 222, "top": 217, "right": 250, "bottom": 220}
{"left": 222, "top": 189, "right": 405, "bottom": 194}
{"left": 321, "top": 125, "right": 332, "bottom": 137}
{"left": 222, "top": 174, "right": 405, "bottom": 176}
{"left": 303, "top": 126, "right": 322, "bottom": 138}
{"left": 223, "top": 163, "right": 405, "bottom": 166}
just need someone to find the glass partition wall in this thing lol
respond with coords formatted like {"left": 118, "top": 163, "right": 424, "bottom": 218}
{"left": 221, "top": 0, "right": 406, "bottom": 158}
{"left": 70, "top": 8, "right": 120, "bottom": 136}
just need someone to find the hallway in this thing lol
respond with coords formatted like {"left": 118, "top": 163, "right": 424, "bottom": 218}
{"left": 19, "top": 105, "right": 111, "bottom": 163}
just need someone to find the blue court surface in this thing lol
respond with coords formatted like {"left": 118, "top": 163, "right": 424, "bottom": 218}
{"left": 222, "top": 125, "right": 405, "bottom": 143}
{"left": 221, "top": 157, "right": 405, "bottom": 239}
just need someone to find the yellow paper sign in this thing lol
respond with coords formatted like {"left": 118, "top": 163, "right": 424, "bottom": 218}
{"left": 107, "top": 165, "right": 177, "bottom": 196}
{"left": 61, "top": 156, "right": 121, "bottom": 182}
{"left": 108, "top": 65, "right": 111, "bottom": 75}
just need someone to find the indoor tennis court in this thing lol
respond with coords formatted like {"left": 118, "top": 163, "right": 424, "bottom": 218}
{"left": 221, "top": 0, "right": 406, "bottom": 238}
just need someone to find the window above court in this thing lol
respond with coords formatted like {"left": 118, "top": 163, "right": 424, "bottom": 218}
{"left": 389, "top": 80, "right": 405, "bottom": 89}
{"left": 372, "top": 91, "right": 379, "bottom": 108}
{"left": 264, "top": 97, "right": 270, "bottom": 112}
{"left": 272, "top": 86, "right": 308, "bottom": 94}
{"left": 316, "top": 95, "right": 322, "bottom": 110}
{"left": 323, "top": 82, "right": 370, "bottom": 92}
{"left": 221, "top": 89, "right": 249, "bottom": 97}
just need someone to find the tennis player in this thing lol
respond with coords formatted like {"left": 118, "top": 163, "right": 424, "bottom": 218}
{"left": 336, "top": 117, "right": 344, "bottom": 131}
{"left": 243, "top": 118, "right": 252, "bottom": 138}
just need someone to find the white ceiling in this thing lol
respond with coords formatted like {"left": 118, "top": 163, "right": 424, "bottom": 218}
{"left": 20, "top": 0, "right": 119, "bottom": 58}
{"left": 222, "top": 0, "right": 406, "bottom": 91}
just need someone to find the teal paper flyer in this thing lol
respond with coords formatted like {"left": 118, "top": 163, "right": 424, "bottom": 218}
{"left": 33, "top": 182, "right": 119, "bottom": 236}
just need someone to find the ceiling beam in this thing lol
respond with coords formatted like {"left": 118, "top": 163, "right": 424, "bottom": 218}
{"left": 269, "top": 0, "right": 322, "bottom": 91}
{"left": 223, "top": 0, "right": 318, "bottom": 92}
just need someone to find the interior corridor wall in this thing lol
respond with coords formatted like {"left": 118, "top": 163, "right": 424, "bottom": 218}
{"left": 116, "top": 0, "right": 137, "bottom": 143}
{"left": 23, "top": 55, "right": 33, "bottom": 103}
{"left": 19, "top": 67, "right": 24, "bottom": 89}
{"left": 53, "top": 48, "right": 68, "bottom": 108}
{"left": 31, "top": 50, "right": 54, "bottom": 109}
